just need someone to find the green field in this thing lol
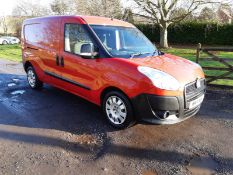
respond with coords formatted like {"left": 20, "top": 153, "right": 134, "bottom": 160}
{"left": 0, "top": 44, "right": 22, "bottom": 62}
{"left": 0, "top": 44, "right": 232, "bottom": 86}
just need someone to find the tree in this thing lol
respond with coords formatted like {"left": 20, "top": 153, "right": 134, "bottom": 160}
{"left": 0, "top": 17, "right": 8, "bottom": 35}
{"left": 8, "top": 16, "right": 26, "bottom": 38}
{"left": 171, "top": 8, "right": 195, "bottom": 22}
{"left": 51, "top": 0, "right": 122, "bottom": 16}
{"left": 217, "top": 3, "right": 232, "bottom": 23}
{"left": 10, "top": 1, "right": 50, "bottom": 37}
{"left": 122, "top": 8, "right": 135, "bottom": 23}
{"left": 50, "top": 0, "right": 75, "bottom": 15}
{"left": 132, "top": 0, "right": 218, "bottom": 48}
{"left": 75, "top": 0, "right": 123, "bottom": 19}
{"left": 12, "top": 0, "right": 50, "bottom": 17}
{"left": 198, "top": 7, "right": 217, "bottom": 22}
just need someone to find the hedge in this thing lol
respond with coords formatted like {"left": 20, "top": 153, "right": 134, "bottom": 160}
{"left": 136, "top": 22, "right": 233, "bottom": 45}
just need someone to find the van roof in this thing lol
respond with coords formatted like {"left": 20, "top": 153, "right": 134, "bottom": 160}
{"left": 24, "top": 15, "right": 135, "bottom": 28}
{"left": 82, "top": 16, "right": 135, "bottom": 28}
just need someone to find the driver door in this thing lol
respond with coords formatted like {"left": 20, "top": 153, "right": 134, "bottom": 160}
{"left": 59, "top": 20, "right": 100, "bottom": 97}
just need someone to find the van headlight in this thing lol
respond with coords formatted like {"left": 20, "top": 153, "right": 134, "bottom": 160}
{"left": 138, "top": 66, "right": 180, "bottom": 91}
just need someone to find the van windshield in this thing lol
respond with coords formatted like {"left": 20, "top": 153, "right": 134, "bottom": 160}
{"left": 91, "top": 25, "right": 158, "bottom": 58}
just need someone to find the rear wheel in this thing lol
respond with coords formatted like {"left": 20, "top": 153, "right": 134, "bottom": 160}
{"left": 26, "top": 66, "right": 43, "bottom": 90}
{"left": 103, "top": 91, "right": 135, "bottom": 129}
{"left": 2, "top": 40, "right": 8, "bottom": 45}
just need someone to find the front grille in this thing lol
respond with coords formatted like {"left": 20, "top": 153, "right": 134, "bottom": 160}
{"left": 184, "top": 79, "right": 206, "bottom": 109}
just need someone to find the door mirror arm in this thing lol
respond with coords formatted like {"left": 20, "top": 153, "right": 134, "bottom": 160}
{"left": 80, "top": 43, "right": 99, "bottom": 59}
{"left": 80, "top": 52, "right": 99, "bottom": 59}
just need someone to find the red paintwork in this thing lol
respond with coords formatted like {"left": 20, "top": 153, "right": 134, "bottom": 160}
{"left": 22, "top": 16, "right": 205, "bottom": 106}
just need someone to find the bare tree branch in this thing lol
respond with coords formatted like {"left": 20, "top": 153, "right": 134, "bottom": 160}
{"left": 132, "top": 0, "right": 221, "bottom": 47}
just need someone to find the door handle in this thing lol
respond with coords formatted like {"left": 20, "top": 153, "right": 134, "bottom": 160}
{"left": 55, "top": 55, "right": 59, "bottom": 66}
{"left": 60, "top": 56, "right": 64, "bottom": 67}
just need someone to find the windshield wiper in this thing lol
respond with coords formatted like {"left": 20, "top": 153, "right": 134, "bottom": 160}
{"left": 130, "top": 52, "right": 151, "bottom": 59}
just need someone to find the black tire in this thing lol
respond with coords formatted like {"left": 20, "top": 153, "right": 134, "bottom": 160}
{"left": 102, "top": 91, "right": 135, "bottom": 129}
{"left": 2, "top": 40, "right": 8, "bottom": 45}
{"left": 26, "top": 66, "right": 43, "bottom": 90}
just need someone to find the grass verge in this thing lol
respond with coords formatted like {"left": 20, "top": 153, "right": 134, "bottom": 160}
{"left": 0, "top": 44, "right": 21, "bottom": 62}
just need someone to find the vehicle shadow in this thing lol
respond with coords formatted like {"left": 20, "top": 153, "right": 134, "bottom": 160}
{"left": 0, "top": 128, "right": 232, "bottom": 171}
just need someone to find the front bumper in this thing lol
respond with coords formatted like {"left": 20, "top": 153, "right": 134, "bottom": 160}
{"left": 131, "top": 79, "right": 206, "bottom": 124}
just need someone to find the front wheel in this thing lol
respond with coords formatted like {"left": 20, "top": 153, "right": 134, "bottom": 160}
{"left": 27, "top": 66, "right": 43, "bottom": 90}
{"left": 102, "top": 91, "right": 135, "bottom": 129}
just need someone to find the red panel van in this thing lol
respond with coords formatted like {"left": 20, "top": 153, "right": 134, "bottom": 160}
{"left": 22, "top": 16, "right": 206, "bottom": 128}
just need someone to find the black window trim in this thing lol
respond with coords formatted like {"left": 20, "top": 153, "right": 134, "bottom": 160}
{"left": 63, "top": 23, "right": 111, "bottom": 59}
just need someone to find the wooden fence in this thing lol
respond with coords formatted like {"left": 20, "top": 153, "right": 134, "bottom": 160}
{"left": 196, "top": 43, "right": 233, "bottom": 87}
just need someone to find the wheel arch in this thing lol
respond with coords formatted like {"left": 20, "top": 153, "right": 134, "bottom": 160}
{"left": 24, "top": 61, "right": 33, "bottom": 72}
{"left": 100, "top": 86, "right": 131, "bottom": 106}
{"left": 100, "top": 86, "right": 136, "bottom": 128}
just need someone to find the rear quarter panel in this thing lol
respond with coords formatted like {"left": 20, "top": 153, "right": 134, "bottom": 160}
{"left": 22, "top": 17, "right": 61, "bottom": 82}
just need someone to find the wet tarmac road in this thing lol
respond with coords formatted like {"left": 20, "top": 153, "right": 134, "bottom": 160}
{"left": 0, "top": 60, "right": 233, "bottom": 175}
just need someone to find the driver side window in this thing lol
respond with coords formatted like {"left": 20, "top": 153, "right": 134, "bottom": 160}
{"left": 65, "top": 24, "right": 93, "bottom": 55}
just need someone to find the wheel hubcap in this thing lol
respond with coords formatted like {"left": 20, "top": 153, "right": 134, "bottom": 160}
{"left": 106, "top": 96, "right": 127, "bottom": 125}
{"left": 27, "top": 70, "right": 36, "bottom": 87}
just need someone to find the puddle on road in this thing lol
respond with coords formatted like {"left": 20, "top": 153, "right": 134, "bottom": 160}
{"left": 8, "top": 83, "right": 16, "bottom": 87}
{"left": 186, "top": 154, "right": 218, "bottom": 175}
{"left": 11, "top": 90, "right": 26, "bottom": 95}
{"left": 12, "top": 78, "right": 20, "bottom": 82}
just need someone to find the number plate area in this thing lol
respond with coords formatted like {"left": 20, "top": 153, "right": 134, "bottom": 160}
{"left": 189, "top": 95, "right": 205, "bottom": 109}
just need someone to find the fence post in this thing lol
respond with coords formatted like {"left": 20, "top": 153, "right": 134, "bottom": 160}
{"left": 196, "top": 43, "right": 201, "bottom": 63}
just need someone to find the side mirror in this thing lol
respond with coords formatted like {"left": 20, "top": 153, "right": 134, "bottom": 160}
{"left": 80, "top": 43, "right": 99, "bottom": 59}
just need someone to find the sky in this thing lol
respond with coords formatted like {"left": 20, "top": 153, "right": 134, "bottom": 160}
{"left": 0, "top": 0, "right": 131, "bottom": 16}
{"left": 0, "top": 0, "right": 16, "bottom": 15}
{"left": 0, "top": 0, "right": 52, "bottom": 15}
{"left": 2, "top": 0, "right": 229, "bottom": 17}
